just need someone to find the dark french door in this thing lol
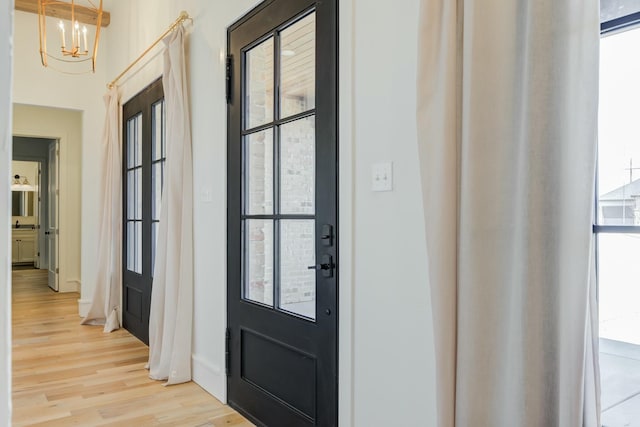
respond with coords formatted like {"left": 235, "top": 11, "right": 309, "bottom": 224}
{"left": 122, "top": 78, "right": 165, "bottom": 345}
{"left": 227, "top": 0, "right": 338, "bottom": 425}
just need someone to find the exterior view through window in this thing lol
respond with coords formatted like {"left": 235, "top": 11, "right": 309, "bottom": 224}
{"left": 598, "top": 23, "right": 640, "bottom": 425}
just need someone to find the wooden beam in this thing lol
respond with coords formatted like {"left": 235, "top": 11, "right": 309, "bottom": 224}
{"left": 15, "top": 0, "right": 111, "bottom": 27}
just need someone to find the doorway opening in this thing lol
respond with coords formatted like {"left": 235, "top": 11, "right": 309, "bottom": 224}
{"left": 11, "top": 137, "right": 59, "bottom": 291}
{"left": 11, "top": 160, "right": 40, "bottom": 269}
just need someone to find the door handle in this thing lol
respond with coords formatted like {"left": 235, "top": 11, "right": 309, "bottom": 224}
{"left": 307, "top": 254, "right": 334, "bottom": 278}
{"left": 307, "top": 263, "right": 331, "bottom": 271}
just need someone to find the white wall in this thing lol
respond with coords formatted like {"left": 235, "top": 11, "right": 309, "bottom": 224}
{"left": 12, "top": 9, "right": 108, "bottom": 301}
{"left": 347, "top": 0, "right": 437, "bottom": 424}
{"left": 0, "top": 0, "right": 13, "bottom": 423}
{"left": 13, "top": 105, "right": 83, "bottom": 293}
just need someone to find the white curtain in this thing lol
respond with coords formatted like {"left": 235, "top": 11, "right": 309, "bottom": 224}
{"left": 417, "top": 1, "right": 600, "bottom": 426}
{"left": 147, "top": 25, "right": 193, "bottom": 385}
{"left": 81, "top": 87, "right": 121, "bottom": 333}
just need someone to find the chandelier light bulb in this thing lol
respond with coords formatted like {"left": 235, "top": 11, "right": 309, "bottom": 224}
{"left": 58, "top": 20, "right": 65, "bottom": 48}
{"left": 74, "top": 21, "right": 80, "bottom": 49}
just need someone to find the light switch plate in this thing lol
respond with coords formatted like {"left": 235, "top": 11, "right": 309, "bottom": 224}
{"left": 200, "top": 187, "right": 213, "bottom": 203}
{"left": 372, "top": 162, "right": 393, "bottom": 192}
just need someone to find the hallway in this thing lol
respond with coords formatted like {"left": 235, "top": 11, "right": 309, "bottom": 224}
{"left": 11, "top": 268, "right": 253, "bottom": 426}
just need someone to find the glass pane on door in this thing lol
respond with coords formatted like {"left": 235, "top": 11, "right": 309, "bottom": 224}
{"left": 151, "top": 100, "right": 165, "bottom": 275}
{"left": 152, "top": 101, "right": 165, "bottom": 161}
{"left": 245, "top": 219, "right": 274, "bottom": 306}
{"left": 126, "top": 115, "right": 143, "bottom": 274}
{"left": 152, "top": 163, "right": 162, "bottom": 220}
{"left": 279, "top": 220, "right": 316, "bottom": 319}
{"left": 246, "top": 129, "right": 274, "bottom": 215}
{"left": 246, "top": 37, "right": 275, "bottom": 129}
{"left": 127, "top": 114, "right": 142, "bottom": 169}
{"left": 280, "top": 13, "right": 316, "bottom": 118}
{"left": 280, "top": 117, "right": 315, "bottom": 214}
{"left": 126, "top": 220, "right": 142, "bottom": 274}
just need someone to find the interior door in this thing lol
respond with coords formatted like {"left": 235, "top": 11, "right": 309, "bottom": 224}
{"left": 122, "top": 79, "right": 165, "bottom": 345}
{"left": 227, "top": 1, "right": 338, "bottom": 425}
{"left": 47, "top": 141, "right": 59, "bottom": 291}
{"left": 34, "top": 164, "right": 41, "bottom": 268}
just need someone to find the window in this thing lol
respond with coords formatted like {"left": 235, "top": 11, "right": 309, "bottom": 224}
{"left": 596, "top": 22, "right": 640, "bottom": 345}
{"left": 597, "top": 6, "right": 640, "bottom": 424}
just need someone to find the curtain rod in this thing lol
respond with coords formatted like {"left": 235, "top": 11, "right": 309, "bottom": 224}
{"left": 107, "top": 11, "right": 192, "bottom": 89}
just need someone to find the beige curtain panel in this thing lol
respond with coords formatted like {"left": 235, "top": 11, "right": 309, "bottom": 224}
{"left": 81, "top": 87, "right": 122, "bottom": 333}
{"left": 147, "top": 25, "right": 194, "bottom": 385}
{"left": 417, "top": 1, "right": 601, "bottom": 425}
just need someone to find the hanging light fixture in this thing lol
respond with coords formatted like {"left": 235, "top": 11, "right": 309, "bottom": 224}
{"left": 11, "top": 175, "right": 35, "bottom": 192}
{"left": 38, "top": 0, "right": 103, "bottom": 73}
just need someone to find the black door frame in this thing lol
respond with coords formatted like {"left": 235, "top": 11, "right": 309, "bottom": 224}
{"left": 227, "top": 0, "right": 338, "bottom": 425}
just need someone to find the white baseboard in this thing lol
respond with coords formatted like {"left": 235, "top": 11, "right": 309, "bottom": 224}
{"left": 60, "top": 280, "right": 80, "bottom": 293}
{"left": 77, "top": 299, "right": 91, "bottom": 317}
{"left": 192, "top": 353, "right": 226, "bottom": 403}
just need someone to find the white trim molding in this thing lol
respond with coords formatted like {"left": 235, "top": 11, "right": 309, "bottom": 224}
{"left": 338, "top": 0, "right": 355, "bottom": 425}
{"left": 192, "top": 353, "right": 226, "bottom": 403}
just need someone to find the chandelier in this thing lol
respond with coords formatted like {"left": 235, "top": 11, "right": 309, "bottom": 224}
{"left": 38, "top": 0, "right": 103, "bottom": 73}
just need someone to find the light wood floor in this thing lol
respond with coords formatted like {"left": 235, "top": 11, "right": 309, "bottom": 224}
{"left": 12, "top": 268, "right": 254, "bottom": 427}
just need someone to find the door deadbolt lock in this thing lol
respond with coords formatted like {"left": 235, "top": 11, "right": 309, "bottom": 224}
{"left": 307, "top": 254, "right": 335, "bottom": 278}
{"left": 320, "top": 224, "right": 333, "bottom": 247}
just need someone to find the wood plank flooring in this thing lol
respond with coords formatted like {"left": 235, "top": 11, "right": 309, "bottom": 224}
{"left": 12, "top": 268, "right": 254, "bottom": 427}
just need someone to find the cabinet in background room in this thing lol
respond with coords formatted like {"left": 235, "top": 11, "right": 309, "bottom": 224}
{"left": 12, "top": 229, "right": 36, "bottom": 264}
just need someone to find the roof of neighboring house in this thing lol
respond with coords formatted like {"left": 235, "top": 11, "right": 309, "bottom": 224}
{"left": 601, "top": 178, "right": 640, "bottom": 201}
